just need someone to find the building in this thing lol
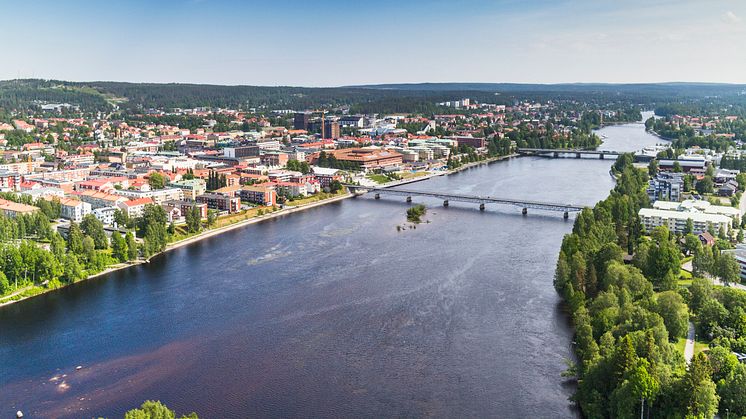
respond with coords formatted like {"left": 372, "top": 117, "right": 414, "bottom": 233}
{"left": 449, "top": 136, "right": 486, "bottom": 149}
{"left": 639, "top": 207, "right": 731, "bottom": 235}
{"left": 112, "top": 187, "right": 184, "bottom": 205}
{"left": 274, "top": 181, "right": 308, "bottom": 197}
{"left": 223, "top": 146, "right": 260, "bottom": 159}
{"left": 196, "top": 193, "right": 241, "bottom": 213}
{"left": 311, "top": 167, "right": 342, "bottom": 188}
{"left": 92, "top": 206, "right": 118, "bottom": 226}
{"left": 58, "top": 197, "right": 92, "bottom": 223}
{"left": 0, "top": 199, "right": 39, "bottom": 218}
{"left": 77, "top": 190, "right": 128, "bottom": 209}
{"left": 261, "top": 152, "right": 289, "bottom": 167}
{"left": 0, "top": 170, "right": 21, "bottom": 192}
{"left": 238, "top": 184, "right": 277, "bottom": 206}
{"left": 170, "top": 179, "right": 207, "bottom": 200}
{"left": 652, "top": 199, "right": 741, "bottom": 220}
{"left": 294, "top": 112, "right": 311, "bottom": 130}
{"left": 163, "top": 200, "right": 208, "bottom": 219}
{"left": 312, "top": 148, "right": 403, "bottom": 172}
{"left": 658, "top": 159, "right": 707, "bottom": 173}
{"left": 647, "top": 173, "right": 684, "bottom": 202}
{"left": 117, "top": 197, "right": 154, "bottom": 218}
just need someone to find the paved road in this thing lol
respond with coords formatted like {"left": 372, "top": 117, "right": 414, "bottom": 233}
{"left": 685, "top": 321, "right": 695, "bottom": 363}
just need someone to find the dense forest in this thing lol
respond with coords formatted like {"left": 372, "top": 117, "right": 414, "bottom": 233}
{"left": 2, "top": 79, "right": 744, "bottom": 116}
{"left": 555, "top": 154, "right": 746, "bottom": 418}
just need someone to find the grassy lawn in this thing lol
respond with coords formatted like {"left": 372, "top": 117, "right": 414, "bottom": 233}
{"left": 366, "top": 174, "right": 390, "bottom": 184}
{"left": 399, "top": 171, "right": 431, "bottom": 180}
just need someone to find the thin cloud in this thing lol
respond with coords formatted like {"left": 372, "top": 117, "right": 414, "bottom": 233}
{"left": 723, "top": 10, "right": 742, "bottom": 24}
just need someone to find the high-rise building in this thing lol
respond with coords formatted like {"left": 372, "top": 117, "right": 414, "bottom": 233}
{"left": 323, "top": 121, "right": 340, "bottom": 139}
{"left": 294, "top": 112, "right": 310, "bottom": 130}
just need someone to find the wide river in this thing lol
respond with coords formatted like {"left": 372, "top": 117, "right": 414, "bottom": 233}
{"left": 0, "top": 115, "right": 662, "bottom": 418}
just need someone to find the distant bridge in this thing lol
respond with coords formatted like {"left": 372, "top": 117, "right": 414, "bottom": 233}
{"left": 345, "top": 185, "right": 586, "bottom": 218}
{"left": 517, "top": 148, "right": 623, "bottom": 159}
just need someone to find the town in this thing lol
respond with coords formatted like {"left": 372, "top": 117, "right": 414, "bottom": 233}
{"left": 0, "top": 91, "right": 629, "bottom": 302}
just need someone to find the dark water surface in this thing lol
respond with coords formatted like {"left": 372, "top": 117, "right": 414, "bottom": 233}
{"left": 0, "top": 118, "right": 661, "bottom": 418}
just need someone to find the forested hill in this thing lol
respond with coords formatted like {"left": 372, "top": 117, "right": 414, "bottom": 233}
{"left": 0, "top": 79, "right": 501, "bottom": 114}
{"left": 1, "top": 79, "right": 745, "bottom": 115}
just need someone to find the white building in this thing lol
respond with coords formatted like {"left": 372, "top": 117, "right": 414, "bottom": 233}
{"left": 93, "top": 206, "right": 117, "bottom": 226}
{"left": 639, "top": 207, "right": 731, "bottom": 235}
{"left": 59, "top": 198, "right": 91, "bottom": 223}
{"left": 653, "top": 199, "right": 742, "bottom": 219}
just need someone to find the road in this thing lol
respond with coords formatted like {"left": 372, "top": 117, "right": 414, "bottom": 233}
{"left": 685, "top": 321, "right": 695, "bottom": 363}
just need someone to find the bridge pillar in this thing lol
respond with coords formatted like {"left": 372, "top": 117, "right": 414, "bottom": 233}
{"left": 576, "top": 152, "right": 581, "bottom": 158}
{"left": 406, "top": 196, "right": 412, "bottom": 203}
{"left": 563, "top": 211, "right": 569, "bottom": 219}
{"left": 599, "top": 154, "right": 604, "bottom": 159}
{"left": 443, "top": 200, "right": 449, "bottom": 207}
{"left": 553, "top": 152, "right": 558, "bottom": 158}
{"left": 374, "top": 193, "right": 380, "bottom": 200}
{"left": 479, "top": 203, "right": 485, "bottom": 211}
{"left": 522, "top": 207, "right": 528, "bottom": 216}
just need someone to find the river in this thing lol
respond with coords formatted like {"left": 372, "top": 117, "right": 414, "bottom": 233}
{"left": 0, "top": 115, "right": 662, "bottom": 418}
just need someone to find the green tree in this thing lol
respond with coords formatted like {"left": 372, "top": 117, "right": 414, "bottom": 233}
{"left": 125, "top": 231, "right": 138, "bottom": 261}
{"left": 81, "top": 214, "right": 108, "bottom": 249}
{"left": 111, "top": 231, "right": 128, "bottom": 263}
{"left": 718, "top": 363, "right": 746, "bottom": 417}
{"left": 206, "top": 209, "right": 218, "bottom": 227}
{"left": 66, "top": 222, "right": 84, "bottom": 255}
{"left": 682, "top": 353, "right": 719, "bottom": 418}
{"left": 654, "top": 290, "right": 689, "bottom": 339}
{"left": 124, "top": 400, "right": 198, "bottom": 419}
{"left": 62, "top": 254, "right": 85, "bottom": 283}
{"left": 716, "top": 253, "right": 740, "bottom": 285}
{"left": 148, "top": 172, "right": 167, "bottom": 190}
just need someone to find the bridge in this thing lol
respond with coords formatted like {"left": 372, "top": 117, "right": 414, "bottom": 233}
{"left": 345, "top": 185, "right": 586, "bottom": 218}
{"left": 517, "top": 148, "right": 623, "bottom": 159}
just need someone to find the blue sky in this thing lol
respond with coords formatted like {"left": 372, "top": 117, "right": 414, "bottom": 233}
{"left": 1, "top": 0, "right": 745, "bottom": 85}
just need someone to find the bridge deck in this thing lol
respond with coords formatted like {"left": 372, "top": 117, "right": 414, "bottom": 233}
{"left": 346, "top": 185, "right": 585, "bottom": 212}
{"left": 517, "top": 148, "right": 622, "bottom": 155}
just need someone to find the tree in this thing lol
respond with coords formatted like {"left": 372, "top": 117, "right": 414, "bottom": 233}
{"left": 81, "top": 214, "right": 108, "bottom": 249}
{"left": 125, "top": 231, "right": 138, "bottom": 261}
{"left": 185, "top": 206, "right": 202, "bottom": 233}
{"left": 696, "top": 176, "right": 715, "bottom": 194}
{"left": 114, "top": 208, "right": 131, "bottom": 228}
{"left": 124, "top": 400, "right": 198, "bottom": 419}
{"left": 693, "top": 245, "right": 714, "bottom": 278}
{"left": 654, "top": 291, "right": 689, "bottom": 339}
{"left": 648, "top": 159, "right": 658, "bottom": 177}
{"left": 716, "top": 253, "right": 740, "bottom": 285}
{"left": 718, "top": 364, "right": 746, "bottom": 417}
{"left": 62, "top": 254, "right": 85, "bottom": 283}
{"left": 66, "top": 222, "right": 84, "bottom": 255}
{"left": 682, "top": 353, "right": 719, "bottom": 418}
{"left": 206, "top": 209, "right": 218, "bottom": 227}
{"left": 111, "top": 231, "right": 128, "bottom": 263}
{"left": 148, "top": 172, "right": 167, "bottom": 190}
{"left": 684, "top": 218, "right": 694, "bottom": 235}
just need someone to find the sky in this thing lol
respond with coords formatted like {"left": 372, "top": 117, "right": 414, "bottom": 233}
{"left": 1, "top": 0, "right": 745, "bottom": 86}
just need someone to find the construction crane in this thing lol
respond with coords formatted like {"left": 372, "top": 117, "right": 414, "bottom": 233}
{"left": 311, "top": 109, "right": 327, "bottom": 139}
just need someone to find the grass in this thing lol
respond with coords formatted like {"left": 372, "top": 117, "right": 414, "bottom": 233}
{"left": 366, "top": 174, "right": 390, "bottom": 184}
{"left": 675, "top": 336, "right": 709, "bottom": 357}
{"left": 399, "top": 171, "right": 431, "bottom": 180}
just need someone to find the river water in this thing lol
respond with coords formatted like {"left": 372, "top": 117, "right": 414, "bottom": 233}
{"left": 0, "top": 115, "right": 661, "bottom": 418}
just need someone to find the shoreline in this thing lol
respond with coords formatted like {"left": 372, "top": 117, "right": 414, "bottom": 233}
{"left": 0, "top": 153, "right": 520, "bottom": 308}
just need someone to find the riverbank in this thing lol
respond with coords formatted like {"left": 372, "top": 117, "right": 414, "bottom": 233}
{"left": 0, "top": 193, "right": 354, "bottom": 308}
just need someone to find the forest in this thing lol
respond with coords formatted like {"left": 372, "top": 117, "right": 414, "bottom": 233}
{"left": 555, "top": 154, "right": 746, "bottom": 418}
